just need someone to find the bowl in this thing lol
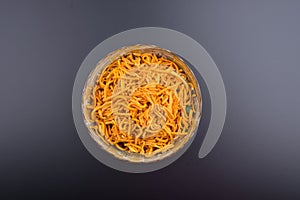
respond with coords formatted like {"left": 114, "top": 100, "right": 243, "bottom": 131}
{"left": 82, "top": 44, "right": 202, "bottom": 162}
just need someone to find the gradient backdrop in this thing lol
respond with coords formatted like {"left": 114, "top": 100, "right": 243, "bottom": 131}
{"left": 0, "top": 0, "right": 300, "bottom": 199}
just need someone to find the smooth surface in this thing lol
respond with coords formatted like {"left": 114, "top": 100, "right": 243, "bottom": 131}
{"left": 72, "top": 28, "right": 225, "bottom": 172}
{"left": 1, "top": 1, "right": 300, "bottom": 199}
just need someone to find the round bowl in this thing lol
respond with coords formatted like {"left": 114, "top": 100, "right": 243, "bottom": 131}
{"left": 82, "top": 44, "right": 202, "bottom": 163}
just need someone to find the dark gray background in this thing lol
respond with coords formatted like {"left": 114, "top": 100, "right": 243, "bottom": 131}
{"left": 0, "top": 0, "right": 299, "bottom": 199}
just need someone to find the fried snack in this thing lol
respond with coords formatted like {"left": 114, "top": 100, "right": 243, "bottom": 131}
{"left": 83, "top": 46, "right": 201, "bottom": 161}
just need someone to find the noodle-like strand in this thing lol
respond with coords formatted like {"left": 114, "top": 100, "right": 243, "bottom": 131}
{"left": 87, "top": 52, "right": 198, "bottom": 157}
